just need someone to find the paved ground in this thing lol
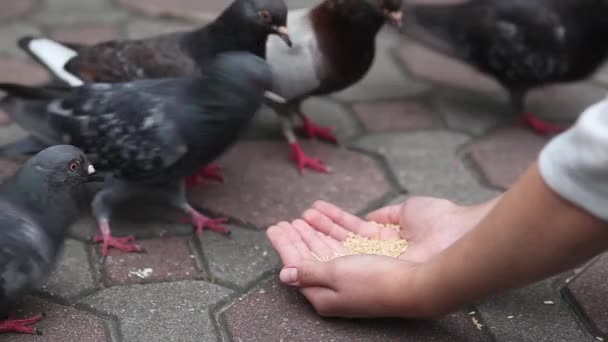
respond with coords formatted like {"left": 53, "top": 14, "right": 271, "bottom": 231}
{"left": 1, "top": 0, "right": 608, "bottom": 341}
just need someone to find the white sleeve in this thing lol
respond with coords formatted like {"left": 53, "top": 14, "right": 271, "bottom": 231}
{"left": 539, "top": 96, "right": 608, "bottom": 221}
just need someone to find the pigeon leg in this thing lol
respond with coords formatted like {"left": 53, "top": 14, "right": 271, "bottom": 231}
{"left": 168, "top": 181, "right": 230, "bottom": 236}
{"left": 295, "top": 113, "right": 338, "bottom": 144}
{"left": 0, "top": 314, "right": 44, "bottom": 334}
{"left": 510, "top": 89, "right": 567, "bottom": 135}
{"left": 185, "top": 164, "right": 224, "bottom": 189}
{"left": 282, "top": 118, "right": 330, "bottom": 173}
{"left": 91, "top": 181, "right": 143, "bottom": 256}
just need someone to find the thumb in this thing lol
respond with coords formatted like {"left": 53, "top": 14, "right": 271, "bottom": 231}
{"left": 280, "top": 260, "right": 333, "bottom": 288}
{"left": 366, "top": 204, "right": 401, "bottom": 224}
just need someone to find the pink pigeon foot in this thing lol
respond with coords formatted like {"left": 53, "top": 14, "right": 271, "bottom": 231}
{"left": 187, "top": 207, "right": 230, "bottom": 237}
{"left": 185, "top": 164, "right": 224, "bottom": 189}
{"left": 0, "top": 314, "right": 44, "bottom": 334}
{"left": 94, "top": 220, "right": 142, "bottom": 256}
{"left": 520, "top": 112, "right": 568, "bottom": 135}
{"left": 295, "top": 114, "right": 338, "bottom": 144}
{"left": 289, "top": 142, "right": 330, "bottom": 174}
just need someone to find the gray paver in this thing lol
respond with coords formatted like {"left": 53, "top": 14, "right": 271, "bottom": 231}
{"left": 80, "top": 280, "right": 232, "bottom": 342}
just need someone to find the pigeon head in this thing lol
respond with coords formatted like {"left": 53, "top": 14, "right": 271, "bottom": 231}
{"left": 24, "top": 145, "right": 102, "bottom": 187}
{"left": 243, "top": 0, "right": 292, "bottom": 47}
{"left": 202, "top": 52, "right": 272, "bottom": 110}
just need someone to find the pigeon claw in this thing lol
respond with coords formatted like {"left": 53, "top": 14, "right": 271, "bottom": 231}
{"left": 289, "top": 143, "right": 330, "bottom": 174}
{"left": 94, "top": 234, "right": 143, "bottom": 256}
{"left": 520, "top": 112, "right": 567, "bottom": 135}
{"left": 0, "top": 314, "right": 44, "bottom": 334}
{"left": 296, "top": 114, "right": 338, "bottom": 144}
{"left": 187, "top": 208, "right": 230, "bottom": 236}
{"left": 185, "top": 164, "right": 224, "bottom": 189}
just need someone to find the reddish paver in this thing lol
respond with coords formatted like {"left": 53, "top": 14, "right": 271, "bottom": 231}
{"left": 223, "top": 279, "right": 483, "bottom": 342}
{"left": 117, "top": 0, "right": 229, "bottom": 19}
{"left": 352, "top": 100, "right": 435, "bottom": 132}
{"left": 470, "top": 128, "right": 548, "bottom": 189}
{"left": 100, "top": 236, "right": 204, "bottom": 286}
{"left": 188, "top": 141, "right": 393, "bottom": 228}
{"left": 0, "top": 0, "right": 36, "bottom": 20}
{"left": 566, "top": 253, "right": 608, "bottom": 337}
{"left": 50, "top": 24, "right": 119, "bottom": 44}
{"left": 398, "top": 42, "right": 505, "bottom": 97}
{"left": 0, "top": 58, "right": 49, "bottom": 85}
{"left": 0, "top": 296, "right": 109, "bottom": 342}
{"left": 0, "top": 109, "right": 12, "bottom": 126}
{"left": 0, "top": 159, "right": 21, "bottom": 182}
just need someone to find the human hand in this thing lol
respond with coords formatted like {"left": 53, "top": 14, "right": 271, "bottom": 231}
{"left": 301, "top": 197, "right": 499, "bottom": 262}
{"left": 266, "top": 220, "right": 427, "bottom": 318}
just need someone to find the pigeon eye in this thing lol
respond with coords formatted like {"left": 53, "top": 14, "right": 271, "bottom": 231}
{"left": 68, "top": 162, "right": 79, "bottom": 171}
{"left": 259, "top": 10, "right": 271, "bottom": 23}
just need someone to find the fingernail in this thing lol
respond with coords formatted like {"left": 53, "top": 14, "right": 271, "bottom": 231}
{"left": 279, "top": 267, "right": 298, "bottom": 284}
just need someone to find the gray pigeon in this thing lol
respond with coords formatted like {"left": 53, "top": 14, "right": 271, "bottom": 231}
{"left": 0, "top": 52, "right": 272, "bottom": 256}
{"left": 264, "top": 0, "right": 403, "bottom": 173}
{"left": 0, "top": 145, "right": 99, "bottom": 335}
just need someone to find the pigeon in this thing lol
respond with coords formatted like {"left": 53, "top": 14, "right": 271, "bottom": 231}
{"left": 263, "top": 0, "right": 403, "bottom": 173}
{"left": 14, "top": 0, "right": 291, "bottom": 187}
{"left": 0, "top": 145, "right": 100, "bottom": 335}
{"left": 404, "top": 0, "right": 608, "bottom": 135}
{"left": 0, "top": 52, "right": 272, "bottom": 256}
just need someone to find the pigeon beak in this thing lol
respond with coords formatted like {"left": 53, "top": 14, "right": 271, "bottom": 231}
{"left": 385, "top": 10, "right": 403, "bottom": 30}
{"left": 272, "top": 26, "right": 293, "bottom": 48}
{"left": 264, "top": 91, "right": 287, "bottom": 104}
{"left": 85, "top": 164, "right": 104, "bottom": 182}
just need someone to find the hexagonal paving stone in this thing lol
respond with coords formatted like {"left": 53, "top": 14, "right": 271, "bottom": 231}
{"left": 478, "top": 277, "right": 589, "bottom": 342}
{"left": 223, "top": 279, "right": 484, "bottom": 341}
{"left": 526, "top": 82, "right": 607, "bottom": 123}
{"left": 356, "top": 131, "right": 499, "bottom": 205}
{"left": 117, "top": 0, "right": 230, "bottom": 19}
{"left": 199, "top": 225, "right": 279, "bottom": 288}
{"left": 431, "top": 88, "right": 512, "bottom": 136}
{"left": 100, "top": 236, "right": 204, "bottom": 286}
{"left": 50, "top": 24, "right": 120, "bottom": 44}
{"left": 0, "top": 109, "right": 11, "bottom": 126}
{"left": 39, "top": 239, "right": 97, "bottom": 301}
{"left": 0, "top": 125, "right": 31, "bottom": 150}
{"left": 398, "top": 41, "right": 505, "bottom": 98}
{"left": 0, "top": 296, "right": 109, "bottom": 342}
{"left": 188, "top": 141, "right": 394, "bottom": 228}
{"left": 0, "top": 23, "right": 41, "bottom": 58}
{"left": 352, "top": 100, "right": 435, "bottom": 132}
{"left": 333, "top": 27, "right": 430, "bottom": 102}
{"left": 80, "top": 280, "right": 232, "bottom": 342}
{"left": 0, "top": 58, "right": 49, "bottom": 85}
{"left": 125, "top": 18, "right": 197, "bottom": 40}
{"left": 0, "top": 0, "right": 36, "bottom": 20}
{"left": 470, "top": 128, "right": 548, "bottom": 189}
{"left": 594, "top": 62, "right": 608, "bottom": 85}
{"left": 244, "top": 97, "right": 361, "bottom": 141}
{"left": 565, "top": 253, "right": 608, "bottom": 338}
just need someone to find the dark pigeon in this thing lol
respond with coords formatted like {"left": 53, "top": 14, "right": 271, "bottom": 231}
{"left": 0, "top": 52, "right": 272, "bottom": 256}
{"left": 264, "top": 0, "right": 403, "bottom": 173}
{"left": 0, "top": 145, "right": 100, "bottom": 335}
{"left": 404, "top": 0, "right": 608, "bottom": 134}
{"left": 14, "top": 0, "right": 290, "bottom": 187}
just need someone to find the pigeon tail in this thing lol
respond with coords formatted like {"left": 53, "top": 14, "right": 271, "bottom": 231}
{"left": 18, "top": 37, "right": 84, "bottom": 87}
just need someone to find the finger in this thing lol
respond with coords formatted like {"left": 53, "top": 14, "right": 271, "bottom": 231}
{"left": 317, "top": 232, "right": 349, "bottom": 255}
{"left": 292, "top": 219, "right": 334, "bottom": 260}
{"left": 312, "top": 201, "right": 380, "bottom": 237}
{"left": 280, "top": 259, "right": 333, "bottom": 287}
{"left": 302, "top": 208, "right": 349, "bottom": 241}
{"left": 365, "top": 204, "right": 401, "bottom": 224}
{"left": 278, "top": 221, "right": 313, "bottom": 261}
{"left": 267, "top": 225, "right": 302, "bottom": 267}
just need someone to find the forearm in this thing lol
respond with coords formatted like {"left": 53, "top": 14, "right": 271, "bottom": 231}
{"left": 413, "top": 162, "right": 608, "bottom": 317}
